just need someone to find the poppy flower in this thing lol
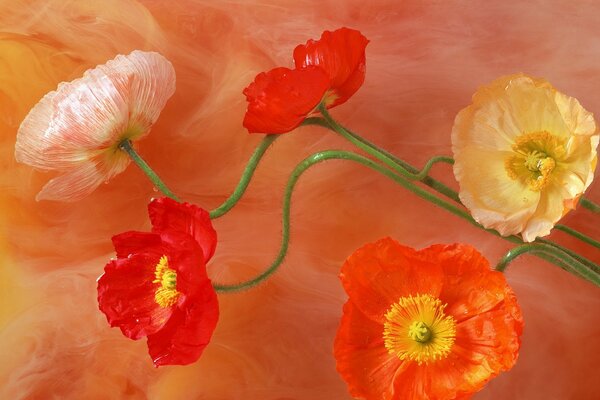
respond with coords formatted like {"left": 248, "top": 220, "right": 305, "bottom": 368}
{"left": 243, "top": 66, "right": 329, "bottom": 134}
{"left": 243, "top": 27, "right": 369, "bottom": 134}
{"left": 293, "top": 27, "right": 369, "bottom": 108}
{"left": 334, "top": 238, "right": 523, "bottom": 400}
{"left": 452, "top": 74, "right": 598, "bottom": 242}
{"left": 97, "top": 198, "right": 218, "bottom": 367}
{"left": 15, "top": 50, "right": 176, "bottom": 201}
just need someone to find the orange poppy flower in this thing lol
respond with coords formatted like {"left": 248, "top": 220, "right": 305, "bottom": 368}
{"left": 334, "top": 238, "right": 523, "bottom": 400}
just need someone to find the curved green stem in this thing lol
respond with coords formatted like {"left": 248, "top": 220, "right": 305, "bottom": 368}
{"left": 209, "top": 135, "right": 278, "bottom": 219}
{"left": 496, "top": 243, "right": 600, "bottom": 286}
{"left": 213, "top": 150, "right": 552, "bottom": 292}
{"left": 119, "top": 140, "right": 180, "bottom": 201}
{"left": 314, "top": 110, "right": 599, "bottom": 265}
{"left": 580, "top": 197, "right": 600, "bottom": 214}
{"left": 313, "top": 109, "right": 460, "bottom": 202}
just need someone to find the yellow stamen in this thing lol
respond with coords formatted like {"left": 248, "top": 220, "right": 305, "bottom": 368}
{"left": 153, "top": 255, "right": 180, "bottom": 308}
{"left": 383, "top": 294, "right": 456, "bottom": 365}
{"left": 505, "top": 131, "right": 565, "bottom": 191}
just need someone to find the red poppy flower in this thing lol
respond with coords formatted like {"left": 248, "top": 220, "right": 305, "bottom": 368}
{"left": 148, "top": 197, "right": 217, "bottom": 262}
{"left": 97, "top": 198, "right": 218, "bottom": 367}
{"left": 243, "top": 66, "right": 329, "bottom": 134}
{"left": 334, "top": 238, "right": 523, "bottom": 400}
{"left": 242, "top": 27, "right": 369, "bottom": 134}
{"left": 294, "top": 27, "right": 369, "bottom": 108}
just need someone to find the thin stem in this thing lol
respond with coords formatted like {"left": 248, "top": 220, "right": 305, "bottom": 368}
{"left": 313, "top": 110, "right": 460, "bottom": 202}
{"left": 119, "top": 140, "right": 180, "bottom": 201}
{"left": 209, "top": 135, "right": 278, "bottom": 219}
{"left": 580, "top": 197, "right": 600, "bottom": 214}
{"left": 314, "top": 110, "right": 598, "bottom": 269}
{"left": 213, "top": 150, "right": 553, "bottom": 292}
{"left": 496, "top": 243, "right": 600, "bottom": 286}
{"left": 553, "top": 224, "right": 600, "bottom": 250}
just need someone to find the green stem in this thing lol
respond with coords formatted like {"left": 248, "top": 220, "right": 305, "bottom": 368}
{"left": 213, "top": 150, "right": 562, "bottom": 292}
{"left": 312, "top": 110, "right": 460, "bottom": 202}
{"left": 496, "top": 243, "right": 600, "bottom": 286}
{"left": 209, "top": 135, "right": 278, "bottom": 219}
{"left": 119, "top": 140, "right": 180, "bottom": 201}
{"left": 580, "top": 197, "right": 600, "bottom": 214}
{"left": 553, "top": 225, "right": 600, "bottom": 250}
{"left": 314, "top": 110, "right": 599, "bottom": 266}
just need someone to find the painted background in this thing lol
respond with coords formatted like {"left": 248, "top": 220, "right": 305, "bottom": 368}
{"left": 1, "top": 1, "right": 599, "bottom": 399}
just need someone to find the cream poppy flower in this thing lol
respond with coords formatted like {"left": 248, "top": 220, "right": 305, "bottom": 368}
{"left": 452, "top": 74, "right": 598, "bottom": 242}
{"left": 15, "top": 50, "right": 176, "bottom": 201}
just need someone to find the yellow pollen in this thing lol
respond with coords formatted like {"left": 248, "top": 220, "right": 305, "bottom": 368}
{"left": 152, "top": 255, "right": 180, "bottom": 308}
{"left": 505, "top": 131, "right": 565, "bottom": 191}
{"left": 383, "top": 294, "right": 456, "bottom": 365}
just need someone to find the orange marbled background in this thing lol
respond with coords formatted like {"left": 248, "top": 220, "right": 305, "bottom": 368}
{"left": 0, "top": 1, "right": 598, "bottom": 399}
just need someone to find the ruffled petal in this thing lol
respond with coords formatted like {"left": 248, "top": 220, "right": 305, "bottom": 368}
{"left": 147, "top": 280, "right": 219, "bottom": 367}
{"left": 97, "top": 253, "right": 173, "bottom": 340}
{"left": 340, "top": 237, "right": 444, "bottom": 324}
{"left": 35, "top": 158, "right": 127, "bottom": 202}
{"left": 334, "top": 301, "right": 404, "bottom": 400}
{"left": 293, "top": 27, "right": 369, "bottom": 108}
{"left": 432, "top": 244, "right": 509, "bottom": 323}
{"left": 243, "top": 66, "right": 329, "bottom": 134}
{"left": 148, "top": 197, "right": 217, "bottom": 262}
{"left": 521, "top": 184, "right": 567, "bottom": 241}
{"left": 98, "top": 50, "right": 176, "bottom": 138}
{"left": 157, "top": 230, "right": 209, "bottom": 294}
{"left": 112, "top": 231, "right": 162, "bottom": 259}
{"left": 15, "top": 51, "right": 175, "bottom": 199}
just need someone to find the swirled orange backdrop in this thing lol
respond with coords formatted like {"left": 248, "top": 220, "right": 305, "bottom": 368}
{"left": 1, "top": 1, "right": 599, "bottom": 399}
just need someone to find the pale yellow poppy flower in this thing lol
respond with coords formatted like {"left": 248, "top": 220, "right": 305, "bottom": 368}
{"left": 452, "top": 74, "right": 598, "bottom": 242}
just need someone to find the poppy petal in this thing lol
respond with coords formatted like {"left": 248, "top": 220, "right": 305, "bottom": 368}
{"left": 340, "top": 237, "right": 444, "bottom": 323}
{"left": 148, "top": 197, "right": 217, "bottom": 262}
{"left": 35, "top": 160, "right": 127, "bottom": 202}
{"left": 334, "top": 301, "right": 404, "bottom": 400}
{"left": 293, "top": 27, "right": 369, "bottom": 108}
{"left": 147, "top": 280, "right": 219, "bottom": 367}
{"left": 431, "top": 244, "right": 512, "bottom": 322}
{"left": 243, "top": 66, "right": 329, "bottom": 134}
{"left": 99, "top": 50, "right": 176, "bottom": 137}
{"left": 97, "top": 254, "right": 173, "bottom": 340}
{"left": 111, "top": 231, "right": 163, "bottom": 259}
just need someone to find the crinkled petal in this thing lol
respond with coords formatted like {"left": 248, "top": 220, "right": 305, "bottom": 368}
{"left": 157, "top": 229, "right": 209, "bottom": 294}
{"left": 15, "top": 50, "right": 175, "bottom": 170}
{"left": 453, "top": 145, "right": 540, "bottom": 237}
{"left": 147, "top": 280, "right": 219, "bottom": 367}
{"left": 293, "top": 27, "right": 369, "bottom": 108}
{"left": 34, "top": 155, "right": 128, "bottom": 201}
{"left": 522, "top": 184, "right": 566, "bottom": 242}
{"left": 97, "top": 253, "right": 173, "bottom": 340}
{"left": 423, "top": 244, "right": 506, "bottom": 322}
{"left": 148, "top": 197, "right": 217, "bottom": 262}
{"left": 554, "top": 90, "right": 597, "bottom": 137}
{"left": 340, "top": 237, "right": 444, "bottom": 324}
{"left": 243, "top": 66, "right": 329, "bottom": 134}
{"left": 112, "top": 231, "right": 163, "bottom": 259}
{"left": 334, "top": 301, "right": 404, "bottom": 400}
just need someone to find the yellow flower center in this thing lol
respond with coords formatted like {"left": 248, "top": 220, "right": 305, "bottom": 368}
{"left": 153, "top": 255, "right": 180, "bottom": 308}
{"left": 505, "top": 131, "right": 566, "bottom": 191}
{"left": 383, "top": 294, "right": 456, "bottom": 365}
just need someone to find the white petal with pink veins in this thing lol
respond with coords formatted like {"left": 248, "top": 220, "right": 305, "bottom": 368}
{"left": 15, "top": 51, "right": 176, "bottom": 201}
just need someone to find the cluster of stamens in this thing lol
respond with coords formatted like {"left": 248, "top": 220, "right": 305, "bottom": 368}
{"left": 153, "top": 255, "right": 180, "bottom": 308}
{"left": 504, "top": 131, "right": 566, "bottom": 191}
{"left": 383, "top": 294, "right": 456, "bottom": 365}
